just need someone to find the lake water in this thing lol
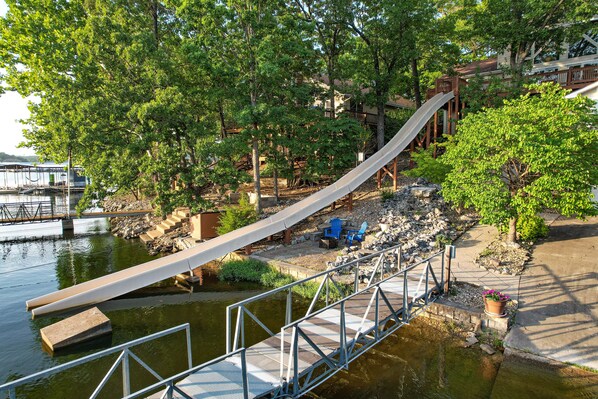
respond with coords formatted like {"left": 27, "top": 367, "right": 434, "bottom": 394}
{"left": 1, "top": 195, "right": 596, "bottom": 398}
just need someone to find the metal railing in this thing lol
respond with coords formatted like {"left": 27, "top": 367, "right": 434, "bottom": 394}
{"left": 0, "top": 324, "right": 192, "bottom": 399}
{"left": 122, "top": 348, "right": 249, "bottom": 399}
{"left": 276, "top": 251, "right": 445, "bottom": 397}
{"left": 226, "top": 244, "right": 404, "bottom": 354}
{"left": 0, "top": 201, "right": 68, "bottom": 224}
{"left": 225, "top": 245, "right": 451, "bottom": 398}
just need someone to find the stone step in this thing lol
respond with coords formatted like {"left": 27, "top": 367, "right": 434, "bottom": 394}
{"left": 175, "top": 208, "right": 190, "bottom": 218}
{"left": 163, "top": 218, "right": 179, "bottom": 227}
{"left": 139, "top": 233, "right": 154, "bottom": 244}
{"left": 156, "top": 223, "right": 173, "bottom": 234}
{"left": 147, "top": 229, "right": 163, "bottom": 239}
{"left": 169, "top": 214, "right": 183, "bottom": 224}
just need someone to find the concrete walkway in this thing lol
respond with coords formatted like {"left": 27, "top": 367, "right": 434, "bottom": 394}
{"left": 451, "top": 224, "right": 521, "bottom": 299}
{"left": 452, "top": 216, "right": 598, "bottom": 370}
{"left": 504, "top": 216, "right": 598, "bottom": 370}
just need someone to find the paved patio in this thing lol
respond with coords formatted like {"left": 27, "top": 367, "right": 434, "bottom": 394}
{"left": 452, "top": 216, "right": 598, "bottom": 370}
{"left": 451, "top": 224, "right": 521, "bottom": 300}
{"left": 504, "top": 217, "right": 598, "bottom": 370}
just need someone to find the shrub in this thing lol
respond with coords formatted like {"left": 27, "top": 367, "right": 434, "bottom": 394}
{"left": 216, "top": 193, "right": 257, "bottom": 235}
{"left": 218, "top": 259, "right": 346, "bottom": 301}
{"left": 403, "top": 146, "right": 451, "bottom": 184}
{"left": 517, "top": 216, "right": 549, "bottom": 241}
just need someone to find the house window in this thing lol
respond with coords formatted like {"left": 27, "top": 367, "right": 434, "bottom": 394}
{"left": 568, "top": 31, "right": 598, "bottom": 59}
{"left": 534, "top": 47, "right": 560, "bottom": 64}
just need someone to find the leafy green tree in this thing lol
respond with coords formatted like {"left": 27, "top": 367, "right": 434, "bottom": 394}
{"left": 347, "top": 0, "right": 436, "bottom": 150}
{"left": 470, "top": 0, "right": 596, "bottom": 85}
{"left": 441, "top": 83, "right": 597, "bottom": 243}
{"left": 293, "top": 0, "right": 352, "bottom": 117}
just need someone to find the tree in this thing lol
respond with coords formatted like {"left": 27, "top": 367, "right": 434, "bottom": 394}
{"left": 293, "top": 0, "right": 352, "bottom": 117}
{"left": 471, "top": 0, "right": 596, "bottom": 85}
{"left": 347, "top": 0, "right": 435, "bottom": 150}
{"left": 441, "top": 83, "right": 597, "bottom": 243}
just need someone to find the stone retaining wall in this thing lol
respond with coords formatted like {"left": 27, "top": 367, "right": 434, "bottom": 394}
{"left": 424, "top": 298, "right": 509, "bottom": 334}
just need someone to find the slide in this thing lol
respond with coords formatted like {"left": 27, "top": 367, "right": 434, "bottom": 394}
{"left": 26, "top": 91, "right": 454, "bottom": 318}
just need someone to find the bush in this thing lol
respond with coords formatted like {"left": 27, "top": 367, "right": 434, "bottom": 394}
{"left": 517, "top": 216, "right": 549, "bottom": 241}
{"left": 403, "top": 146, "right": 452, "bottom": 184}
{"left": 216, "top": 193, "right": 257, "bottom": 235}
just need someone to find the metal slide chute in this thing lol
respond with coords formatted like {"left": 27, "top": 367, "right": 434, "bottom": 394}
{"left": 26, "top": 92, "right": 454, "bottom": 318}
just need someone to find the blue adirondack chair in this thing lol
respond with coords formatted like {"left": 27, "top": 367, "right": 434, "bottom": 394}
{"left": 346, "top": 222, "right": 368, "bottom": 246}
{"left": 323, "top": 218, "right": 342, "bottom": 240}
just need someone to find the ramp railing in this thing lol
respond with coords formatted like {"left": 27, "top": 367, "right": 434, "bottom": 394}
{"left": 0, "top": 324, "right": 192, "bottom": 399}
{"left": 276, "top": 250, "right": 446, "bottom": 397}
{"left": 0, "top": 201, "right": 66, "bottom": 224}
{"left": 225, "top": 245, "right": 403, "bottom": 354}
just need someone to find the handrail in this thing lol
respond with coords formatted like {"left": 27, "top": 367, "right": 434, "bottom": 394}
{"left": 122, "top": 348, "right": 249, "bottom": 399}
{"left": 0, "top": 324, "right": 192, "bottom": 399}
{"left": 277, "top": 250, "right": 446, "bottom": 396}
{"left": 229, "top": 244, "right": 402, "bottom": 309}
{"left": 280, "top": 251, "right": 442, "bottom": 332}
{"left": 225, "top": 244, "right": 403, "bottom": 352}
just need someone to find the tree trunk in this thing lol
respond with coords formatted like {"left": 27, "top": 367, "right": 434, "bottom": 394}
{"left": 376, "top": 94, "right": 385, "bottom": 151}
{"left": 411, "top": 58, "right": 422, "bottom": 109}
{"left": 327, "top": 60, "right": 336, "bottom": 118}
{"left": 218, "top": 101, "right": 227, "bottom": 139}
{"left": 252, "top": 135, "right": 261, "bottom": 214}
{"left": 507, "top": 216, "right": 518, "bottom": 243}
{"left": 273, "top": 168, "right": 279, "bottom": 202}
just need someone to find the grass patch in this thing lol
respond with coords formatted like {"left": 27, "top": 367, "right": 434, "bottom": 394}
{"left": 380, "top": 189, "right": 395, "bottom": 203}
{"left": 219, "top": 259, "right": 345, "bottom": 300}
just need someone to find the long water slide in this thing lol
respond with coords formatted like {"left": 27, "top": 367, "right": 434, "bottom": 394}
{"left": 26, "top": 92, "right": 454, "bottom": 318}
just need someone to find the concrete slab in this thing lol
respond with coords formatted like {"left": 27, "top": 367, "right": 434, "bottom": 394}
{"left": 504, "top": 217, "right": 598, "bottom": 370}
{"left": 451, "top": 224, "right": 520, "bottom": 298}
{"left": 40, "top": 307, "right": 111, "bottom": 351}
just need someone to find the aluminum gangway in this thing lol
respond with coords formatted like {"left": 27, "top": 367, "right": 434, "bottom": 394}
{"left": 25, "top": 91, "right": 454, "bottom": 318}
{"left": 0, "top": 200, "right": 153, "bottom": 225}
{"left": 0, "top": 245, "right": 452, "bottom": 399}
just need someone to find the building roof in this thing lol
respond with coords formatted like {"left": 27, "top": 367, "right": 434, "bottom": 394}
{"left": 454, "top": 58, "right": 499, "bottom": 76}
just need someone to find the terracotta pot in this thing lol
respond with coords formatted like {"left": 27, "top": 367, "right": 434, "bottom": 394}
{"left": 484, "top": 297, "right": 507, "bottom": 317}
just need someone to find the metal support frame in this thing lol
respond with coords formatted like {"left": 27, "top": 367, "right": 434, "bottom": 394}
{"left": 0, "top": 324, "right": 192, "bottom": 399}
{"left": 224, "top": 245, "right": 446, "bottom": 398}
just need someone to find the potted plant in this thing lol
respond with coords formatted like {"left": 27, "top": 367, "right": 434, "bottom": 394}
{"left": 483, "top": 289, "right": 510, "bottom": 317}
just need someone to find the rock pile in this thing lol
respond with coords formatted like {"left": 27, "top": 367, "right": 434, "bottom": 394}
{"left": 324, "top": 182, "right": 462, "bottom": 278}
{"left": 365, "top": 182, "right": 458, "bottom": 262}
{"left": 102, "top": 198, "right": 158, "bottom": 239}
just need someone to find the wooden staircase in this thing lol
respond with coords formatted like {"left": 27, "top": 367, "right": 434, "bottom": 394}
{"left": 140, "top": 207, "right": 190, "bottom": 244}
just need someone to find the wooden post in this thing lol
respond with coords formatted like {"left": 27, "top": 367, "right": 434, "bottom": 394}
{"left": 244, "top": 244, "right": 252, "bottom": 255}
{"left": 443, "top": 245, "right": 454, "bottom": 295}
{"left": 392, "top": 157, "right": 398, "bottom": 191}
{"left": 347, "top": 192, "right": 353, "bottom": 212}
{"left": 376, "top": 169, "right": 382, "bottom": 189}
{"left": 284, "top": 229, "right": 292, "bottom": 245}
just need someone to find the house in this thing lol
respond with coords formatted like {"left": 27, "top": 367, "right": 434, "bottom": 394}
{"left": 419, "top": 26, "right": 598, "bottom": 149}
{"left": 314, "top": 75, "right": 415, "bottom": 128}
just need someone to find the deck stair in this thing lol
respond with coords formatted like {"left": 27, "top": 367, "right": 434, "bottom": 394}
{"left": 140, "top": 207, "right": 190, "bottom": 244}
